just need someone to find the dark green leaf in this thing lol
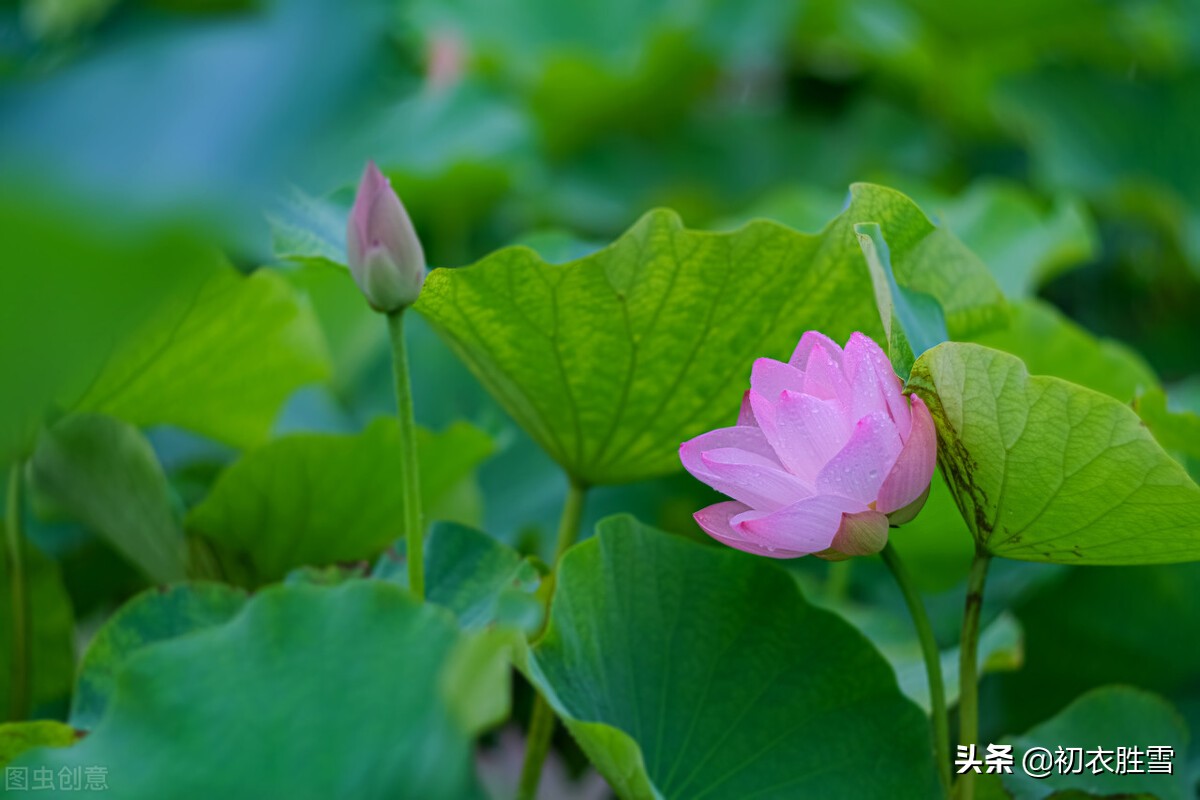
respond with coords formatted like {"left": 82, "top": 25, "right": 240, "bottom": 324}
{"left": 14, "top": 581, "right": 493, "bottom": 799}
{"left": 1004, "top": 687, "right": 1189, "bottom": 800}
{"left": 375, "top": 522, "right": 542, "bottom": 633}
{"left": 29, "top": 414, "right": 186, "bottom": 583}
{"left": 0, "top": 539, "right": 74, "bottom": 721}
{"left": 528, "top": 515, "right": 938, "bottom": 799}
{"left": 71, "top": 583, "right": 247, "bottom": 730}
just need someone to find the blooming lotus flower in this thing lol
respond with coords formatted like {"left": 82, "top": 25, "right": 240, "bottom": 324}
{"left": 680, "top": 331, "right": 936, "bottom": 560}
{"left": 347, "top": 161, "right": 427, "bottom": 312}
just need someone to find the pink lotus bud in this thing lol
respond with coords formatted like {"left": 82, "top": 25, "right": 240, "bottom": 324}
{"left": 346, "top": 161, "right": 427, "bottom": 312}
{"left": 680, "top": 331, "right": 937, "bottom": 560}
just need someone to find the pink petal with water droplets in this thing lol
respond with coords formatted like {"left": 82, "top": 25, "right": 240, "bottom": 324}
{"left": 877, "top": 394, "right": 937, "bottom": 516}
{"left": 815, "top": 411, "right": 904, "bottom": 503}
{"left": 842, "top": 334, "right": 890, "bottom": 421}
{"left": 699, "top": 448, "right": 812, "bottom": 510}
{"left": 845, "top": 332, "right": 910, "bottom": 437}
{"left": 731, "top": 494, "right": 867, "bottom": 554}
{"left": 789, "top": 330, "right": 844, "bottom": 370}
{"left": 750, "top": 358, "right": 806, "bottom": 400}
{"left": 680, "top": 426, "right": 803, "bottom": 510}
{"left": 724, "top": 494, "right": 868, "bottom": 556}
{"left": 765, "top": 391, "right": 853, "bottom": 481}
{"left": 694, "top": 502, "right": 808, "bottom": 558}
{"left": 802, "top": 343, "right": 852, "bottom": 406}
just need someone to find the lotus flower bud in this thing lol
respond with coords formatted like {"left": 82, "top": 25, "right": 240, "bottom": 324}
{"left": 680, "top": 331, "right": 937, "bottom": 560}
{"left": 346, "top": 161, "right": 427, "bottom": 312}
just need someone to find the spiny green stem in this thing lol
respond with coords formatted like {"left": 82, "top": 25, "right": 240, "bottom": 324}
{"left": 955, "top": 548, "right": 992, "bottom": 800}
{"left": 387, "top": 309, "right": 424, "bottom": 600}
{"left": 6, "top": 462, "right": 30, "bottom": 720}
{"left": 880, "top": 542, "right": 951, "bottom": 797}
{"left": 517, "top": 479, "right": 587, "bottom": 800}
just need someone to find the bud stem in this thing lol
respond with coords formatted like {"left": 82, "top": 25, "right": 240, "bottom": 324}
{"left": 880, "top": 541, "right": 951, "bottom": 797}
{"left": 386, "top": 309, "right": 424, "bottom": 600}
{"left": 6, "top": 461, "right": 30, "bottom": 720}
{"left": 955, "top": 547, "right": 992, "bottom": 800}
{"left": 517, "top": 479, "right": 588, "bottom": 800}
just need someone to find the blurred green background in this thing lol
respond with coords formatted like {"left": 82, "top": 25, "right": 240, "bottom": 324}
{"left": 2, "top": 0, "right": 1200, "bottom": 787}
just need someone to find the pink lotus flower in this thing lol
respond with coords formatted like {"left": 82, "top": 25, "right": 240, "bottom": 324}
{"left": 680, "top": 331, "right": 936, "bottom": 559}
{"left": 347, "top": 161, "right": 427, "bottom": 312}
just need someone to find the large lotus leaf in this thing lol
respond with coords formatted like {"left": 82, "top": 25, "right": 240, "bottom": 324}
{"left": 416, "top": 184, "right": 1003, "bottom": 485}
{"left": 13, "top": 581, "right": 494, "bottom": 799}
{"left": 187, "top": 418, "right": 493, "bottom": 585}
{"left": 72, "top": 266, "right": 330, "bottom": 450}
{"left": 908, "top": 342, "right": 1200, "bottom": 564}
{"left": 70, "top": 583, "right": 248, "bottom": 730}
{"left": 526, "top": 515, "right": 938, "bottom": 799}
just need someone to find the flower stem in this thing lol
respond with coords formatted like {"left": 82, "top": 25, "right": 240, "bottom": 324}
{"left": 387, "top": 308, "right": 424, "bottom": 600}
{"left": 955, "top": 547, "right": 992, "bottom": 800}
{"left": 6, "top": 462, "right": 30, "bottom": 720}
{"left": 517, "top": 479, "right": 587, "bottom": 800}
{"left": 825, "top": 559, "right": 853, "bottom": 603}
{"left": 880, "top": 542, "right": 951, "bottom": 797}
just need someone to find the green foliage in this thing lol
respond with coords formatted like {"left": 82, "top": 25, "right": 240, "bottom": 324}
{"left": 1003, "top": 687, "right": 1189, "bottom": 800}
{"left": 0, "top": 721, "right": 75, "bottom": 768}
{"left": 854, "top": 222, "right": 948, "bottom": 378}
{"left": 937, "top": 181, "right": 1098, "bottom": 300}
{"left": 840, "top": 604, "right": 1022, "bottom": 712}
{"left": 187, "top": 419, "right": 493, "bottom": 585}
{"left": 374, "top": 521, "right": 542, "bottom": 633}
{"left": 527, "top": 515, "right": 939, "bottom": 799}
{"left": 71, "top": 583, "right": 248, "bottom": 730}
{"left": 909, "top": 342, "right": 1200, "bottom": 564}
{"left": 971, "top": 300, "right": 1157, "bottom": 403}
{"left": 13, "top": 582, "right": 493, "bottom": 799}
{"left": 0, "top": 194, "right": 218, "bottom": 464}
{"left": 417, "top": 185, "right": 1002, "bottom": 485}
{"left": 995, "top": 562, "right": 1200, "bottom": 735}
{"left": 73, "top": 266, "right": 330, "bottom": 450}
{"left": 29, "top": 414, "right": 186, "bottom": 583}
{"left": 0, "top": 541, "right": 74, "bottom": 721}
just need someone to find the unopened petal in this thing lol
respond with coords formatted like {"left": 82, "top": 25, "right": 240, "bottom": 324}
{"left": 844, "top": 332, "right": 910, "bottom": 436}
{"left": 801, "top": 341, "right": 851, "bottom": 405}
{"left": 876, "top": 394, "right": 937, "bottom": 517}
{"left": 789, "top": 330, "right": 844, "bottom": 370}
{"left": 750, "top": 357, "right": 805, "bottom": 400}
